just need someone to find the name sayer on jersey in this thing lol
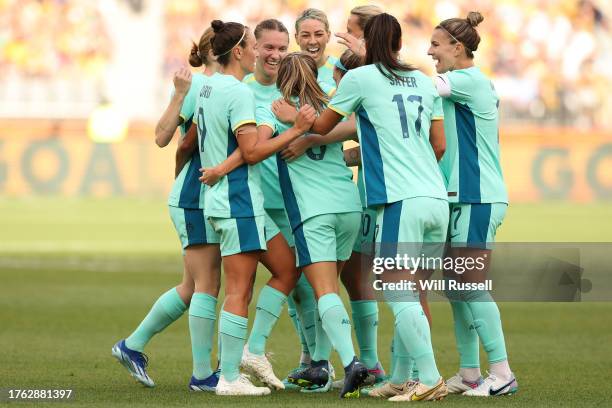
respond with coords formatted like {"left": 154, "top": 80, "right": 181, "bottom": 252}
{"left": 390, "top": 76, "right": 418, "bottom": 87}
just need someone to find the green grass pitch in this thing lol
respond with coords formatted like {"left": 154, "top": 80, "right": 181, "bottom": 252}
{"left": 1, "top": 197, "right": 611, "bottom": 407}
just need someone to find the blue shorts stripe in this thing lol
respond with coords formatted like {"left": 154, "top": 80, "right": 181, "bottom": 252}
{"left": 236, "top": 217, "right": 261, "bottom": 252}
{"left": 293, "top": 223, "right": 312, "bottom": 267}
{"left": 184, "top": 208, "right": 206, "bottom": 246}
{"left": 455, "top": 103, "right": 481, "bottom": 202}
{"left": 226, "top": 124, "right": 254, "bottom": 217}
{"left": 178, "top": 150, "right": 202, "bottom": 208}
{"left": 357, "top": 106, "right": 387, "bottom": 206}
{"left": 380, "top": 200, "right": 402, "bottom": 258}
{"left": 276, "top": 153, "right": 302, "bottom": 231}
{"left": 467, "top": 203, "right": 491, "bottom": 247}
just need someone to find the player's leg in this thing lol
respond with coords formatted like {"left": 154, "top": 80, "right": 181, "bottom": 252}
{"left": 242, "top": 217, "right": 298, "bottom": 389}
{"left": 112, "top": 205, "right": 195, "bottom": 387}
{"left": 453, "top": 204, "right": 517, "bottom": 397}
{"left": 211, "top": 216, "right": 270, "bottom": 396}
{"left": 185, "top": 233, "right": 222, "bottom": 391}
{"left": 379, "top": 198, "right": 448, "bottom": 402}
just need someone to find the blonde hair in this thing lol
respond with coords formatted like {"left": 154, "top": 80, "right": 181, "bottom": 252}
{"left": 276, "top": 52, "right": 328, "bottom": 113}
{"left": 295, "top": 8, "right": 330, "bottom": 33}
{"left": 350, "top": 5, "right": 383, "bottom": 30}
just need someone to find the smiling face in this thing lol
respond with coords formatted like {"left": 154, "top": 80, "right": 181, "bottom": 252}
{"left": 255, "top": 29, "right": 289, "bottom": 79}
{"left": 346, "top": 14, "right": 364, "bottom": 39}
{"left": 295, "top": 18, "right": 330, "bottom": 66}
{"left": 428, "top": 28, "right": 461, "bottom": 74}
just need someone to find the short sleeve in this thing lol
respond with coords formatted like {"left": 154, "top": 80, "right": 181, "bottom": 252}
{"left": 328, "top": 70, "right": 362, "bottom": 117}
{"left": 447, "top": 70, "right": 473, "bottom": 103}
{"left": 432, "top": 94, "right": 444, "bottom": 120}
{"left": 179, "top": 80, "right": 201, "bottom": 123}
{"left": 255, "top": 105, "right": 277, "bottom": 133}
{"left": 228, "top": 84, "right": 256, "bottom": 132}
{"left": 318, "top": 80, "right": 336, "bottom": 97}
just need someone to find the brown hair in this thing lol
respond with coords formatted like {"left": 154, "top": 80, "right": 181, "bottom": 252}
{"left": 364, "top": 13, "right": 414, "bottom": 80}
{"left": 254, "top": 19, "right": 288, "bottom": 40}
{"left": 337, "top": 49, "right": 364, "bottom": 76}
{"left": 210, "top": 19, "right": 247, "bottom": 66}
{"left": 350, "top": 5, "right": 383, "bottom": 30}
{"left": 189, "top": 27, "right": 215, "bottom": 67}
{"left": 276, "top": 52, "right": 328, "bottom": 113}
{"left": 436, "top": 11, "right": 484, "bottom": 59}
{"left": 295, "top": 8, "right": 329, "bottom": 33}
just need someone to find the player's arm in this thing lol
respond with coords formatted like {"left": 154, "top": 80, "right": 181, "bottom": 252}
{"left": 155, "top": 68, "right": 192, "bottom": 147}
{"left": 175, "top": 122, "right": 197, "bottom": 178}
{"left": 309, "top": 107, "right": 343, "bottom": 135}
{"left": 429, "top": 119, "right": 446, "bottom": 161}
{"left": 433, "top": 74, "right": 451, "bottom": 98}
{"left": 238, "top": 106, "right": 317, "bottom": 165}
{"left": 199, "top": 148, "right": 244, "bottom": 186}
{"left": 344, "top": 146, "right": 361, "bottom": 166}
{"left": 280, "top": 115, "right": 358, "bottom": 161}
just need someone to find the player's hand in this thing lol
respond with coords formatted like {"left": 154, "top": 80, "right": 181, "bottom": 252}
{"left": 281, "top": 135, "right": 315, "bottom": 162}
{"left": 199, "top": 166, "right": 224, "bottom": 186}
{"left": 294, "top": 105, "right": 316, "bottom": 133}
{"left": 272, "top": 99, "right": 297, "bottom": 124}
{"left": 335, "top": 32, "right": 365, "bottom": 57}
{"left": 173, "top": 67, "right": 192, "bottom": 96}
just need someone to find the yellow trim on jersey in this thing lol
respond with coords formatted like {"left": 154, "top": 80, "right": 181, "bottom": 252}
{"left": 257, "top": 123, "right": 276, "bottom": 132}
{"left": 243, "top": 75, "right": 257, "bottom": 84}
{"left": 327, "top": 87, "right": 337, "bottom": 97}
{"left": 432, "top": 116, "right": 444, "bottom": 120}
{"left": 328, "top": 104, "right": 349, "bottom": 117}
{"left": 232, "top": 120, "right": 257, "bottom": 133}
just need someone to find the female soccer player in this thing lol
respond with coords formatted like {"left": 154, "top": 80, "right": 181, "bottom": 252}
{"left": 307, "top": 13, "right": 449, "bottom": 401}
{"left": 256, "top": 52, "right": 369, "bottom": 398}
{"left": 428, "top": 12, "right": 517, "bottom": 397}
{"left": 194, "top": 19, "right": 314, "bottom": 396}
{"left": 112, "top": 28, "right": 223, "bottom": 392}
{"left": 294, "top": 8, "right": 338, "bottom": 96}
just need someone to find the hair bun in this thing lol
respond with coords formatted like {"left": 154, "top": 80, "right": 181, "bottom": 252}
{"left": 466, "top": 11, "right": 484, "bottom": 28}
{"left": 211, "top": 20, "right": 225, "bottom": 33}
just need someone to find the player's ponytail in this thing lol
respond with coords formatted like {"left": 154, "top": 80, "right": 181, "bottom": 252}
{"left": 189, "top": 27, "right": 215, "bottom": 68}
{"left": 436, "top": 11, "right": 484, "bottom": 59}
{"left": 364, "top": 13, "right": 414, "bottom": 81}
{"left": 210, "top": 20, "right": 247, "bottom": 66}
{"left": 276, "top": 52, "right": 328, "bottom": 113}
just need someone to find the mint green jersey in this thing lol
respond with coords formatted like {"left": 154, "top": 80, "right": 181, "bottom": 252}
{"left": 243, "top": 73, "right": 284, "bottom": 210}
{"left": 167, "top": 73, "right": 206, "bottom": 209}
{"left": 329, "top": 64, "right": 447, "bottom": 206}
{"left": 438, "top": 67, "right": 508, "bottom": 204}
{"left": 194, "top": 73, "right": 264, "bottom": 218}
{"left": 256, "top": 105, "right": 361, "bottom": 231}
{"left": 318, "top": 56, "right": 338, "bottom": 97}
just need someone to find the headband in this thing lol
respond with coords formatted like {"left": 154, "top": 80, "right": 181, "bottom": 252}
{"left": 440, "top": 25, "right": 474, "bottom": 51}
{"left": 217, "top": 28, "right": 247, "bottom": 57}
{"left": 335, "top": 59, "right": 348, "bottom": 72}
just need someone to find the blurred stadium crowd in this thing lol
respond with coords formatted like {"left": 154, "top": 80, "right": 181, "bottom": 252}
{"left": 1, "top": 0, "right": 611, "bottom": 128}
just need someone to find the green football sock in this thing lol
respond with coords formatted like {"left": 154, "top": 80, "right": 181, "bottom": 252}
{"left": 350, "top": 300, "right": 379, "bottom": 369}
{"left": 286, "top": 296, "right": 309, "bottom": 356}
{"left": 247, "top": 285, "right": 287, "bottom": 356}
{"left": 189, "top": 293, "right": 217, "bottom": 380}
{"left": 463, "top": 290, "right": 508, "bottom": 363}
{"left": 318, "top": 293, "right": 355, "bottom": 367}
{"left": 390, "top": 326, "right": 412, "bottom": 384}
{"left": 219, "top": 310, "right": 248, "bottom": 382}
{"left": 294, "top": 274, "right": 317, "bottom": 355}
{"left": 393, "top": 303, "right": 441, "bottom": 387}
{"left": 446, "top": 282, "right": 480, "bottom": 369}
{"left": 450, "top": 300, "right": 480, "bottom": 368}
{"left": 312, "top": 302, "right": 332, "bottom": 362}
{"left": 125, "top": 287, "right": 187, "bottom": 352}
